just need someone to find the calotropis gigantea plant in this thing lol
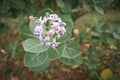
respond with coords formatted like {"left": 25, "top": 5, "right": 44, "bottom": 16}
{"left": 22, "top": 8, "right": 82, "bottom": 73}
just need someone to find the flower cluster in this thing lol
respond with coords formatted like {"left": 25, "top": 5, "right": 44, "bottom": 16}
{"left": 34, "top": 12, "right": 66, "bottom": 48}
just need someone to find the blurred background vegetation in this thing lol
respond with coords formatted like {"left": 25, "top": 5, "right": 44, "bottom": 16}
{"left": 0, "top": 0, "right": 120, "bottom": 80}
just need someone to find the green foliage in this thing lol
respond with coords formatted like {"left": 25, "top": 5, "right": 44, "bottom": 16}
{"left": 79, "top": 0, "right": 113, "bottom": 14}
{"left": 112, "top": 0, "right": 120, "bottom": 10}
{"left": 0, "top": 0, "right": 38, "bottom": 18}
{"left": 61, "top": 41, "right": 81, "bottom": 58}
{"left": 29, "top": 62, "right": 50, "bottom": 73}
{"left": 23, "top": 39, "right": 49, "bottom": 53}
{"left": 20, "top": 25, "right": 35, "bottom": 41}
{"left": 24, "top": 52, "right": 48, "bottom": 67}
{"left": 9, "top": 0, "right": 25, "bottom": 9}
{"left": 59, "top": 0, "right": 72, "bottom": 13}
{"left": 94, "top": 5, "right": 104, "bottom": 14}
{"left": 47, "top": 47, "right": 62, "bottom": 61}
{"left": 90, "top": 23, "right": 120, "bottom": 49}
{"left": 5, "top": 41, "right": 17, "bottom": 59}
{"left": 55, "top": 0, "right": 64, "bottom": 8}
{"left": 60, "top": 56, "right": 83, "bottom": 66}
{"left": 0, "top": 22, "right": 10, "bottom": 36}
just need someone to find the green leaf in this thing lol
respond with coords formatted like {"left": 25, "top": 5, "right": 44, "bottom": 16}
{"left": 91, "top": 31, "right": 101, "bottom": 37}
{"left": 80, "top": 30, "right": 87, "bottom": 38}
{"left": 24, "top": 52, "right": 48, "bottom": 67}
{"left": 47, "top": 47, "right": 62, "bottom": 61}
{"left": 60, "top": 0, "right": 71, "bottom": 13}
{"left": 90, "top": 38, "right": 99, "bottom": 44}
{"left": 101, "top": 24, "right": 111, "bottom": 32}
{"left": 0, "top": 22, "right": 10, "bottom": 36}
{"left": 5, "top": 41, "right": 17, "bottom": 59}
{"left": 95, "top": 23, "right": 102, "bottom": 32}
{"left": 29, "top": 19, "right": 37, "bottom": 33}
{"left": 71, "top": 0, "right": 79, "bottom": 9}
{"left": 56, "top": 0, "right": 64, "bottom": 8}
{"left": 60, "top": 56, "right": 83, "bottom": 66}
{"left": 60, "top": 15, "right": 73, "bottom": 30}
{"left": 0, "top": 11, "right": 12, "bottom": 18}
{"left": 60, "top": 14, "right": 73, "bottom": 25}
{"left": 83, "top": 3, "right": 91, "bottom": 11}
{"left": 0, "top": 0, "right": 10, "bottom": 13}
{"left": 29, "top": 61, "right": 50, "bottom": 73}
{"left": 38, "top": 8, "right": 54, "bottom": 17}
{"left": 57, "top": 32, "right": 72, "bottom": 42}
{"left": 94, "top": 5, "right": 104, "bottom": 14}
{"left": 85, "top": 46, "right": 102, "bottom": 61}
{"left": 113, "top": 33, "right": 120, "bottom": 40}
{"left": 62, "top": 41, "right": 81, "bottom": 58}
{"left": 20, "top": 25, "right": 35, "bottom": 41}
{"left": 116, "top": 27, "right": 120, "bottom": 34}
{"left": 9, "top": 0, "right": 25, "bottom": 9}
{"left": 25, "top": 4, "right": 38, "bottom": 15}
{"left": 91, "top": 11, "right": 101, "bottom": 24}
{"left": 23, "top": 39, "right": 49, "bottom": 53}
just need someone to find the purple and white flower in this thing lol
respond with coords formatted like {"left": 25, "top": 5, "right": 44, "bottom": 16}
{"left": 40, "top": 40, "right": 46, "bottom": 46}
{"left": 33, "top": 12, "right": 66, "bottom": 48}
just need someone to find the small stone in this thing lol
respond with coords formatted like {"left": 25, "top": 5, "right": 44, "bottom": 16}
{"left": 74, "top": 29, "right": 80, "bottom": 36}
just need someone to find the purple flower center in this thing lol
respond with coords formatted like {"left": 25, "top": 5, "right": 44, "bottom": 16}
{"left": 51, "top": 42, "right": 57, "bottom": 48}
{"left": 40, "top": 40, "right": 46, "bottom": 46}
{"left": 36, "top": 20, "right": 41, "bottom": 26}
{"left": 34, "top": 30, "right": 40, "bottom": 36}
{"left": 45, "top": 13, "right": 50, "bottom": 18}
{"left": 58, "top": 31, "right": 63, "bottom": 35}
{"left": 58, "top": 22, "right": 64, "bottom": 27}
{"left": 58, "top": 29, "right": 64, "bottom": 35}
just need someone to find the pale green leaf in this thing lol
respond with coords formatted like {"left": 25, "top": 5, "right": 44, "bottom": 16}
{"left": 38, "top": 8, "right": 54, "bottom": 17}
{"left": 24, "top": 52, "right": 48, "bottom": 67}
{"left": 47, "top": 47, "right": 62, "bottom": 61}
{"left": 0, "top": 0, "right": 10, "bottom": 13}
{"left": 20, "top": 25, "right": 35, "bottom": 41}
{"left": 113, "top": 33, "right": 120, "bottom": 40}
{"left": 60, "top": 56, "right": 83, "bottom": 66}
{"left": 83, "top": 3, "right": 91, "bottom": 11}
{"left": 29, "top": 19, "right": 37, "bottom": 33}
{"left": 56, "top": 0, "right": 64, "bottom": 8}
{"left": 9, "top": 0, "right": 25, "bottom": 9}
{"left": 23, "top": 39, "right": 49, "bottom": 53}
{"left": 0, "top": 23, "right": 10, "bottom": 36}
{"left": 62, "top": 41, "right": 81, "bottom": 58}
{"left": 60, "top": 0, "right": 71, "bottom": 13}
{"left": 94, "top": 6, "right": 104, "bottom": 14}
{"left": 91, "top": 11, "right": 101, "bottom": 24}
{"left": 29, "top": 61, "right": 50, "bottom": 73}
{"left": 91, "top": 31, "right": 101, "bottom": 37}
{"left": 5, "top": 41, "right": 17, "bottom": 59}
